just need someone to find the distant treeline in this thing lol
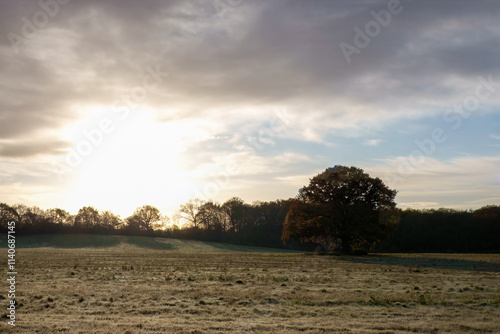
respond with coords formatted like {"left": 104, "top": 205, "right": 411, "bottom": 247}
{"left": 376, "top": 206, "right": 500, "bottom": 253}
{"left": 1, "top": 201, "right": 499, "bottom": 253}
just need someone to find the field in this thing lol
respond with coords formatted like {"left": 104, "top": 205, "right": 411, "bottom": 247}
{"left": 1, "top": 235, "right": 500, "bottom": 333}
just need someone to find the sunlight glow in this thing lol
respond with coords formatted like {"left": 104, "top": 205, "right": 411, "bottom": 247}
{"left": 63, "top": 109, "right": 193, "bottom": 217}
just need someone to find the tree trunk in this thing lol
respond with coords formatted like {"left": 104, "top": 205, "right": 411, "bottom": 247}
{"left": 341, "top": 237, "right": 351, "bottom": 254}
{"left": 315, "top": 235, "right": 332, "bottom": 254}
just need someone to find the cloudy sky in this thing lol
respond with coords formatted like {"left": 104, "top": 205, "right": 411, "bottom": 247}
{"left": 1, "top": 0, "right": 499, "bottom": 217}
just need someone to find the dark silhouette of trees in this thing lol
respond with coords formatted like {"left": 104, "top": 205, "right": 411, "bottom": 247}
{"left": 247, "top": 199, "right": 293, "bottom": 247}
{"left": 378, "top": 207, "right": 500, "bottom": 252}
{"left": 124, "top": 214, "right": 142, "bottom": 233}
{"left": 473, "top": 205, "right": 500, "bottom": 219}
{"left": 222, "top": 197, "right": 246, "bottom": 233}
{"left": 0, "top": 195, "right": 498, "bottom": 253}
{"left": 167, "top": 198, "right": 296, "bottom": 247}
{"left": 46, "top": 208, "right": 72, "bottom": 226}
{"left": 0, "top": 203, "right": 19, "bottom": 230}
{"left": 174, "top": 198, "right": 204, "bottom": 228}
{"left": 13, "top": 204, "right": 35, "bottom": 228}
{"left": 13, "top": 205, "right": 53, "bottom": 232}
{"left": 198, "top": 201, "right": 227, "bottom": 233}
{"left": 74, "top": 206, "right": 100, "bottom": 229}
{"left": 282, "top": 166, "right": 398, "bottom": 254}
{"left": 125, "top": 205, "right": 164, "bottom": 232}
{"left": 1, "top": 204, "right": 71, "bottom": 234}
{"left": 100, "top": 210, "right": 123, "bottom": 230}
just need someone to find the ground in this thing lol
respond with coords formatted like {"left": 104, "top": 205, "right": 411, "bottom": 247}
{"left": 0, "top": 235, "right": 499, "bottom": 333}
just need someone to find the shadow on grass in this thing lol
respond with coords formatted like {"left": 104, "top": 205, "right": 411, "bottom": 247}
{"left": 16, "top": 234, "right": 122, "bottom": 248}
{"left": 126, "top": 236, "right": 174, "bottom": 250}
{"left": 11, "top": 234, "right": 173, "bottom": 250}
{"left": 334, "top": 254, "right": 500, "bottom": 272}
{"left": 9, "top": 234, "right": 291, "bottom": 252}
{"left": 4, "top": 234, "right": 291, "bottom": 252}
{"left": 201, "top": 241, "right": 299, "bottom": 253}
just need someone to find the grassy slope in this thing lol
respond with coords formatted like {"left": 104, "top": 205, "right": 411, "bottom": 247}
{"left": 0, "top": 233, "right": 299, "bottom": 253}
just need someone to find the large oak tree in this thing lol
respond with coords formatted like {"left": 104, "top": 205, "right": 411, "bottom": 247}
{"left": 282, "top": 166, "right": 399, "bottom": 254}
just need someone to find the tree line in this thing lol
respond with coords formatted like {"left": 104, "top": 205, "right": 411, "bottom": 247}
{"left": 0, "top": 199, "right": 299, "bottom": 249}
{"left": 1, "top": 166, "right": 499, "bottom": 253}
{"left": 1, "top": 201, "right": 499, "bottom": 253}
{"left": 377, "top": 206, "right": 500, "bottom": 253}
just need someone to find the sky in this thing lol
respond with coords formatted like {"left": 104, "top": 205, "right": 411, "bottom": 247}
{"left": 0, "top": 0, "right": 499, "bottom": 218}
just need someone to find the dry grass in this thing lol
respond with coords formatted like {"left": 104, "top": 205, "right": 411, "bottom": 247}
{"left": 1, "top": 244, "right": 499, "bottom": 333}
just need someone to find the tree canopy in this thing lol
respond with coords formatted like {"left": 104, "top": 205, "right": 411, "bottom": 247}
{"left": 282, "top": 166, "right": 399, "bottom": 254}
{"left": 74, "top": 206, "right": 100, "bottom": 229}
{"left": 126, "top": 205, "right": 165, "bottom": 231}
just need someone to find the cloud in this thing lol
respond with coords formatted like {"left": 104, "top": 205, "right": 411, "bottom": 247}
{"left": 490, "top": 134, "right": 500, "bottom": 140}
{"left": 464, "top": 197, "right": 500, "bottom": 208}
{"left": 366, "top": 155, "right": 500, "bottom": 209}
{"left": 274, "top": 173, "right": 313, "bottom": 187}
{"left": 187, "top": 150, "right": 313, "bottom": 180}
{"left": 2, "top": 0, "right": 500, "bottom": 145}
{"left": 1, "top": 0, "right": 500, "bottom": 213}
{"left": 398, "top": 202, "right": 440, "bottom": 208}
{"left": 364, "top": 139, "right": 381, "bottom": 146}
{"left": 0, "top": 139, "right": 70, "bottom": 158}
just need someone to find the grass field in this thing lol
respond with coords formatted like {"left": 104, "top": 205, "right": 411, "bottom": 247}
{"left": 1, "top": 235, "right": 499, "bottom": 333}
{"left": 2, "top": 234, "right": 301, "bottom": 253}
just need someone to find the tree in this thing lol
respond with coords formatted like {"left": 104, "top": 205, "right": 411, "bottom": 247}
{"left": 174, "top": 198, "right": 204, "bottom": 228}
{"left": 100, "top": 210, "right": 123, "bottom": 230}
{"left": 242, "top": 199, "right": 293, "bottom": 247}
{"left": 126, "top": 205, "right": 163, "bottom": 231}
{"left": 14, "top": 205, "right": 50, "bottom": 230}
{"left": 74, "top": 206, "right": 101, "bottom": 229}
{"left": 198, "top": 201, "right": 227, "bottom": 232}
{"left": 222, "top": 197, "right": 246, "bottom": 233}
{"left": 0, "top": 203, "right": 19, "bottom": 230}
{"left": 13, "top": 204, "right": 33, "bottom": 228}
{"left": 124, "top": 214, "right": 142, "bottom": 233}
{"left": 46, "top": 208, "right": 71, "bottom": 226}
{"left": 282, "top": 166, "right": 398, "bottom": 254}
{"left": 473, "top": 205, "right": 500, "bottom": 219}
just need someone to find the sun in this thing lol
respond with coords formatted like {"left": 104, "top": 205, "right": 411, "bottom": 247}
{"left": 62, "top": 108, "right": 193, "bottom": 218}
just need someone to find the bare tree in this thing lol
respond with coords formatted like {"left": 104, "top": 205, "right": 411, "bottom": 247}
{"left": 198, "top": 201, "right": 228, "bottom": 232}
{"left": 126, "top": 205, "right": 165, "bottom": 231}
{"left": 174, "top": 198, "right": 204, "bottom": 228}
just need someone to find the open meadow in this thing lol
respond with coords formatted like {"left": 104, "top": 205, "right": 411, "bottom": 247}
{"left": 1, "top": 235, "right": 500, "bottom": 333}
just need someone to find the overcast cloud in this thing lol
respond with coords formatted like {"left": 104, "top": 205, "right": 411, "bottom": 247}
{"left": 1, "top": 0, "right": 499, "bottom": 215}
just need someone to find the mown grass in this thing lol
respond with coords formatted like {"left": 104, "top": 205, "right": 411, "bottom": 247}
{"left": 0, "top": 238, "right": 498, "bottom": 333}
